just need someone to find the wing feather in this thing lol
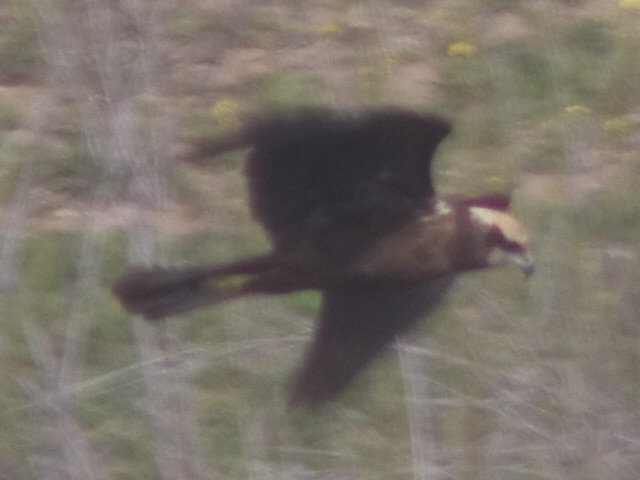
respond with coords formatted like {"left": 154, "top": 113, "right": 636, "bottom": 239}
{"left": 290, "top": 276, "right": 455, "bottom": 407}
{"left": 244, "top": 109, "right": 452, "bottom": 243}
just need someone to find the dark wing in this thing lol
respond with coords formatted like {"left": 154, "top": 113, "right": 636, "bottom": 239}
{"left": 244, "top": 108, "right": 452, "bottom": 245}
{"left": 289, "top": 276, "right": 455, "bottom": 407}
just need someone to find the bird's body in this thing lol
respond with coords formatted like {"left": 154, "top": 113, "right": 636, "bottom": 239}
{"left": 114, "top": 108, "right": 533, "bottom": 407}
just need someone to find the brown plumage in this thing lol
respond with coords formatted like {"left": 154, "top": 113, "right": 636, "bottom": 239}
{"left": 113, "top": 108, "right": 533, "bottom": 407}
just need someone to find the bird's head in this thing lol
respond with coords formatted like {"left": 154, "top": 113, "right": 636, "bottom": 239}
{"left": 469, "top": 206, "right": 534, "bottom": 277}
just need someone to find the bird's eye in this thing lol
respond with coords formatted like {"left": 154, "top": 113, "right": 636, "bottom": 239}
{"left": 488, "top": 226, "right": 523, "bottom": 252}
{"left": 488, "top": 225, "right": 506, "bottom": 245}
{"left": 504, "top": 240, "right": 525, "bottom": 253}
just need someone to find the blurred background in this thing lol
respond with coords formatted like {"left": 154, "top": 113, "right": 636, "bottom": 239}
{"left": 0, "top": 1, "right": 639, "bottom": 479}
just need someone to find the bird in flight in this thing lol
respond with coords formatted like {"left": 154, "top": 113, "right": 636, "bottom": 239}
{"left": 113, "top": 108, "right": 534, "bottom": 407}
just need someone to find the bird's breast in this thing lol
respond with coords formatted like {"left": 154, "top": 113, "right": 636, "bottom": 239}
{"left": 351, "top": 212, "right": 457, "bottom": 281}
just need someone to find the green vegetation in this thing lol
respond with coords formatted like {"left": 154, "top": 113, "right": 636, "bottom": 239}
{"left": 0, "top": 1, "right": 639, "bottom": 479}
{"left": 0, "top": 98, "right": 20, "bottom": 129}
{"left": 0, "top": 20, "right": 41, "bottom": 83}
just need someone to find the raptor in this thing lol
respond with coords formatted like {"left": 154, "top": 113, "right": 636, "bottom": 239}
{"left": 114, "top": 108, "right": 534, "bottom": 407}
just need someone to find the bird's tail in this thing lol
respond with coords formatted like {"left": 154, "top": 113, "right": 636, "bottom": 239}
{"left": 113, "top": 256, "right": 277, "bottom": 320}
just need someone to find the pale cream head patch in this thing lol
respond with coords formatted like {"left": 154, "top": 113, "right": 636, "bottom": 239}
{"left": 469, "top": 206, "right": 534, "bottom": 275}
{"left": 469, "top": 206, "right": 530, "bottom": 247}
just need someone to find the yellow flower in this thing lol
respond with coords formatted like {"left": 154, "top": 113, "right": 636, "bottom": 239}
{"left": 485, "top": 175, "right": 509, "bottom": 187}
{"left": 564, "top": 104, "right": 591, "bottom": 115}
{"left": 619, "top": 0, "right": 640, "bottom": 10}
{"left": 447, "top": 41, "right": 477, "bottom": 57}
{"left": 602, "top": 117, "right": 631, "bottom": 133}
{"left": 210, "top": 99, "right": 241, "bottom": 129}
{"left": 318, "top": 21, "right": 345, "bottom": 36}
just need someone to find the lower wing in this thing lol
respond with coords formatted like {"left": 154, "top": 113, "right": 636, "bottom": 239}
{"left": 289, "top": 276, "right": 455, "bottom": 407}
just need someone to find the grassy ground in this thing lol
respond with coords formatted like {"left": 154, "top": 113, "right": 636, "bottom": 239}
{"left": 0, "top": 1, "right": 639, "bottom": 479}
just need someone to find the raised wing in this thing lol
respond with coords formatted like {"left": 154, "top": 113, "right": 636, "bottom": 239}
{"left": 244, "top": 108, "right": 452, "bottom": 244}
{"left": 289, "top": 276, "right": 455, "bottom": 407}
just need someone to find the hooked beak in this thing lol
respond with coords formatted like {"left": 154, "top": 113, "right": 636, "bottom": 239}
{"left": 509, "top": 251, "right": 535, "bottom": 277}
